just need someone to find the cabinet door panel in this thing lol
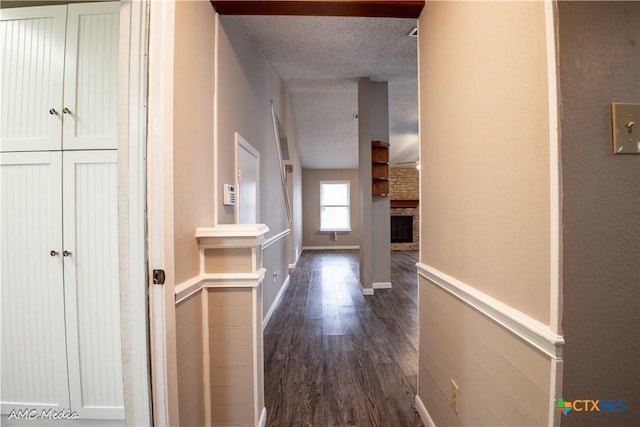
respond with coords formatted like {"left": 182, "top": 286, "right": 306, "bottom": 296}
{"left": 62, "top": 2, "right": 119, "bottom": 150}
{"left": 0, "top": 152, "right": 69, "bottom": 412}
{"left": 0, "top": 6, "right": 66, "bottom": 152}
{"left": 62, "top": 150, "right": 124, "bottom": 419}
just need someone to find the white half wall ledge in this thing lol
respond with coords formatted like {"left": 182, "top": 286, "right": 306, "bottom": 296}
{"left": 302, "top": 245, "right": 360, "bottom": 251}
{"left": 258, "top": 408, "right": 267, "bottom": 427}
{"left": 416, "top": 262, "right": 565, "bottom": 359}
{"left": 414, "top": 395, "right": 436, "bottom": 427}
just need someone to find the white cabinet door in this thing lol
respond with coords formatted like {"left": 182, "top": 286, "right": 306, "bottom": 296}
{"left": 0, "top": 152, "right": 69, "bottom": 412}
{"left": 0, "top": 6, "right": 66, "bottom": 152}
{"left": 62, "top": 3, "right": 119, "bottom": 150}
{"left": 62, "top": 150, "right": 124, "bottom": 419}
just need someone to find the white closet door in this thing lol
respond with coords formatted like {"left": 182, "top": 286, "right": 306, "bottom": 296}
{"left": 0, "top": 6, "right": 66, "bottom": 152}
{"left": 62, "top": 150, "right": 124, "bottom": 420}
{"left": 0, "top": 152, "right": 69, "bottom": 412}
{"left": 62, "top": 2, "right": 119, "bottom": 150}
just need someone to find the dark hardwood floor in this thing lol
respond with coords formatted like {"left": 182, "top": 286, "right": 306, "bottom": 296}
{"left": 264, "top": 250, "right": 424, "bottom": 427}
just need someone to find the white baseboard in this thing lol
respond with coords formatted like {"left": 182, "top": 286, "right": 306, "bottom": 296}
{"left": 414, "top": 395, "right": 436, "bottom": 427}
{"left": 362, "top": 288, "right": 374, "bottom": 296}
{"left": 258, "top": 407, "right": 267, "bottom": 427}
{"left": 372, "top": 281, "right": 392, "bottom": 289}
{"left": 263, "top": 274, "right": 290, "bottom": 330}
{"left": 302, "top": 245, "right": 359, "bottom": 251}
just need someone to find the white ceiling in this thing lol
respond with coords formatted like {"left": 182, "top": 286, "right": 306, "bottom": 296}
{"left": 235, "top": 15, "right": 419, "bottom": 169}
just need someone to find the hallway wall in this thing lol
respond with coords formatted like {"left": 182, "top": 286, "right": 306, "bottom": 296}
{"left": 558, "top": 2, "right": 640, "bottom": 425}
{"left": 216, "top": 15, "right": 303, "bottom": 317}
{"left": 416, "top": 1, "right": 557, "bottom": 425}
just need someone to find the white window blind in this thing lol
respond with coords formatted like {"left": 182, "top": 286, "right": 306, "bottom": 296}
{"left": 320, "top": 181, "right": 350, "bottom": 231}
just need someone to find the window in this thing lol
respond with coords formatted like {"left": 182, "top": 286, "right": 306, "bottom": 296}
{"left": 320, "top": 181, "right": 351, "bottom": 231}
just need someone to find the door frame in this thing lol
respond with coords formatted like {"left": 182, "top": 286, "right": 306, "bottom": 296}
{"left": 117, "top": 0, "right": 153, "bottom": 425}
{"left": 235, "top": 132, "right": 260, "bottom": 224}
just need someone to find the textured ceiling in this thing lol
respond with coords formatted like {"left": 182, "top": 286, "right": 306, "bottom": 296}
{"left": 235, "top": 16, "right": 419, "bottom": 169}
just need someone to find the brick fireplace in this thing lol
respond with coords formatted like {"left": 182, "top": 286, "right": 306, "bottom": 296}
{"left": 389, "top": 167, "right": 419, "bottom": 251}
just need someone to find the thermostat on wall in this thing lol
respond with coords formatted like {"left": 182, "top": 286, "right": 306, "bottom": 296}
{"left": 223, "top": 184, "right": 236, "bottom": 206}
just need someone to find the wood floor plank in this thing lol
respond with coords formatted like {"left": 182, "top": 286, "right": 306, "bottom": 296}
{"left": 264, "top": 250, "right": 423, "bottom": 427}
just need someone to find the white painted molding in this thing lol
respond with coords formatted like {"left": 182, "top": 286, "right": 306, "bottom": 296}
{"left": 302, "top": 245, "right": 359, "bottom": 251}
{"left": 174, "top": 269, "right": 266, "bottom": 304}
{"left": 258, "top": 407, "right": 267, "bottom": 427}
{"left": 263, "top": 274, "right": 290, "bottom": 330}
{"left": 262, "top": 228, "right": 290, "bottom": 250}
{"left": 372, "top": 281, "right": 392, "bottom": 289}
{"left": 117, "top": 0, "right": 152, "bottom": 424}
{"left": 544, "top": 0, "right": 562, "bottom": 338}
{"left": 549, "top": 358, "right": 563, "bottom": 427}
{"left": 201, "top": 290, "right": 211, "bottom": 427}
{"left": 196, "top": 224, "right": 269, "bottom": 248}
{"left": 362, "top": 288, "right": 374, "bottom": 296}
{"left": 414, "top": 395, "right": 436, "bottom": 427}
{"left": 416, "top": 262, "right": 564, "bottom": 359}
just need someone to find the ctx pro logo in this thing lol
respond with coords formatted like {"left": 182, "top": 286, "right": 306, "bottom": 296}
{"left": 555, "top": 398, "right": 626, "bottom": 415}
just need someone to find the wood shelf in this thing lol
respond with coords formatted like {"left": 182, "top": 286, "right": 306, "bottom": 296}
{"left": 391, "top": 199, "right": 419, "bottom": 208}
{"left": 371, "top": 141, "right": 390, "bottom": 196}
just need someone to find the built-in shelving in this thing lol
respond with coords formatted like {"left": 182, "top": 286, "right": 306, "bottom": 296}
{"left": 371, "top": 140, "right": 390, "bottom": 196}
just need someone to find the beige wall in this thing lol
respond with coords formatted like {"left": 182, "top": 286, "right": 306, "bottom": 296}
{"left": 417, "top": 2, "right": 555, "bottom": 425}
{"left": 302, "top": 169, "right": 360, "bottom": 247}
{"left": 419, "top": 0, "right": 550, "bottom": 323}
{"left": 558, "top": 2, "right": 640, "bottom": 425}
{"left": 173, "top": 0, "right": 216, "bottom": 284}
{"left": 176, "top": 292, "right": 205, "bottom": 427}
{"left": 216, "top": 16, "right": 302, "bottom": 318}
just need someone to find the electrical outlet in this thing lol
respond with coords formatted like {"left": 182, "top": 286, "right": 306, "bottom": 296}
{"left": 450, "top": 380, "right": 459, "bottom": 413}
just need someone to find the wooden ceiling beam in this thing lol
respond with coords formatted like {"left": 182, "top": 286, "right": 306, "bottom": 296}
{"left": 210, "top": 1, "right": 424, "bottom": 18}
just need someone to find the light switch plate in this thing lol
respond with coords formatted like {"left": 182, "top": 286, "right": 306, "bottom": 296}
{"left": 612, "top": 103, "right": 640, "bottom": 155}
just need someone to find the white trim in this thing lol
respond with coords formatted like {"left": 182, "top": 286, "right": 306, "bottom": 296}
{"left": 235, "top": 132, "right": 261, "bottom": 224}
{"left": 544, "top": 0, "right": 562, "bottom": 338}
{"left": 212, "top": 12, "right": 219, "bottom": 226}
{"left": 416, "top": 262, "right": 564, "bottom": 359}
{"left": 414, "top": 395, "right": 436, "bottom": 427}
{"left": 288, "top": 253, "right": 299, "bottom": 270}
{"left": 147, "top": 0, "right": 178, "bottom": 424}
{"left": 372, "top": 281, "right": 392, "bottom": 289}
{"left": 262, "top": 228, "right": 290, "bottom": 250}
{"left": 174, "top": 270, "right": 267, "bottom": 304}
{"left": 544, "top": 4, "right": 563, "bottom": 421}
{"left": 201, "top": 290, "right": 211, "bottom": 427}
{"left": 117, "top": 0, "right": 152, "bottom": 425}
{"left": 173, "top": 276, "right": 205, "bottom": 307}
{"left": 549, "top": 358, "right": 563, "bottom": 427}
{"left": 258, "top": 407, "right": 267, "bottom": 427}
{"left": 263, "top": 274, "right": 290, "bottom": 329}
{"left": 302, "top": 245, "right": 359, "bottom": 251}
{"left": 362, "top": 288, "right": 374, "bottom": 296}
{"left": 252, "top": 287, "right": 260, "bottom": 425}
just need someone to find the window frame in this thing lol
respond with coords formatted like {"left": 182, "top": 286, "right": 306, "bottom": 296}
{"left": 319, "top": 180, "right": 351, "bottom": 232}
